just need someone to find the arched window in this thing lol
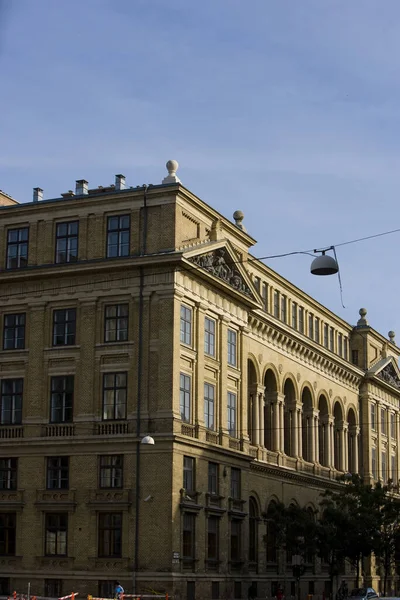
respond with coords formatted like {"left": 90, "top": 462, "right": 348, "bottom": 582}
{"left": 249, "top": 497, "right": 258, "bottom": 564}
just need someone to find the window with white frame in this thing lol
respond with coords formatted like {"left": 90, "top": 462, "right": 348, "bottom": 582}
{"left": 204, "top": 317, "right": 216, "bottom": 357}
{"left": 204, "top": 383, "right": 215, "bottom": 430}
{"left": 273, "top": 291, "right": 280, "bottom": 318}
{"left": 227, "top": 392, "right": 237, "bottom": 437}
{"left": 292, "top": 303, "right": 298, "bottom": 330}
{"left": 180, "top": 305, "right": 192, "bottom": 346}
{"left": 371, "top": 403, "right": 376, "bottom": 430}
{"left": 227, "top": 329, "right": 237, "bottom": 367}
{"left": 391, "top": 413, "right": 396, "bottom": 439}
{"left": 180, "top": 374, "right": 191, "bottom": 422}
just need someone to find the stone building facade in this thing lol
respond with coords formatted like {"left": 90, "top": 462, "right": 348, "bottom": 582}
{"left": 0, "top": 163, "right": 399, "bottom": 600}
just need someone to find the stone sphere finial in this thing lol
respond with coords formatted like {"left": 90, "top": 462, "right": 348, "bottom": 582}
{"left": 233, "top": 210, "right": 247, "bottom": 232}
{"left": 389, "top": 330, "right": 396, "bottom": 342}
{"left": 162, "top": 159, "right": 181, "bottom": 184}
{"left": 357, "top": 307, "right": 368, "bottom": 327}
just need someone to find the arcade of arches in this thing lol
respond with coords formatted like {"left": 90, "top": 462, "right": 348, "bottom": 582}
{"left": 247, "top": 361, "right": 360, "bottom": 473}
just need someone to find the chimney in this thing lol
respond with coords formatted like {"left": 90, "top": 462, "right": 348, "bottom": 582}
{"left": 33, "top": 187, "right": 43, "bottom": 202}
{"left": 115, "top": 174, "right": 126, "bottom": 190}
{"left": 75, "top": 179, "right": 88, "bottom": 195}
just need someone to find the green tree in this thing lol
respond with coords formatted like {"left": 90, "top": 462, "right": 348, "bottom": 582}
{"left": 372, "top": 482, "right": 400, "bottom": 596}
{"left": 319, "top": 475, "right": 384, "bottom": 586}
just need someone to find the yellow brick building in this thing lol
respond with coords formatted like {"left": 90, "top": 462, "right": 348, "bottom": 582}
{"left": 0, "top": 162, "right": 399, "bottom": 600}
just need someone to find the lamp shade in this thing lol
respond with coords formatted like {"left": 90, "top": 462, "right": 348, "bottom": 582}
{"left": 141, "top": 435, "right": 155, "bottom": 445}
{"left": 310, "top": 253, "right": 338, "bottom": 276}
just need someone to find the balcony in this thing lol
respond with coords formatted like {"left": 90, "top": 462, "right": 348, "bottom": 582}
{"left": 42, "top": 424, "right": 76, "bottom": 437}
{"left": 95, "top": 422, "right": 129, "bottom": 435}
{"left": 0, "top": 426, "right": 23, "bottom": 440}
{"left": 181, "top": 423, "right": 197, "bottom": 438}
{"left": 206, "top": 430, "right": 220, "bottom": 444}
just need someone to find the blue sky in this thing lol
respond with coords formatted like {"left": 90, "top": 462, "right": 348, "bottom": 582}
{"left": 1, "top": 0, "right": 400, "bottom": 340}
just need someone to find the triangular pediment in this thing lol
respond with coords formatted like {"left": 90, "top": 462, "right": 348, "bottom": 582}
{"left": 368, "top": 357, "right": 400, "bottom": 391}
{"left": 184, "top": 242, "right": 262, "bottom": 305}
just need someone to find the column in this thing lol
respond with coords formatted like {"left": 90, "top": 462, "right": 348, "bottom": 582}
{"left": 290, "top": 408, "right": 298, "bottom": 458}
{"left": 342, "top": 423, "right": 349, "bottom": 472}
{"left": 307, "top": 411, "right": 315, "bottom": 462}
{"left": 337, "top": 423, "right": 344, "bottom": 471}
{"left": 351, "top": 426, "right": 360, "bottom": 474}
{"left": 314, "top": 411, "right": 319, "bottom": 463}
{"left": 252, "top": 389, "right": 259, "bottom": 446}
{"left": 279, "top": 398, "right": 285, "bottom": 453}
{"left": 195, "top": 302, "right": 207, "bottom": 432}
{"left": 329, "top": 417, "right": 335, "bottom": 468}
{"left": 297, "top": 407, "right": 303, "bottom": 458}
{"left": 258, "top": 392, "right": 265, "bottom": 447}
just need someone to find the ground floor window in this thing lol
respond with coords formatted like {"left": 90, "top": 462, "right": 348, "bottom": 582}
{"left": 44, "top": 579, "right": 62, "bottom": 598}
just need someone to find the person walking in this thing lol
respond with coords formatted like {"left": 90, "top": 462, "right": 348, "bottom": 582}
{"left": 114, "top": 582, "right": 124, "bottom": 600}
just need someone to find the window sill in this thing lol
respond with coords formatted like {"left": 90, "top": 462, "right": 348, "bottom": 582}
{"left": 44, "top": 345, "right": 80, "bottom": 351}
{"left": 0, "top": 348, "right": 29, "bottom": 354}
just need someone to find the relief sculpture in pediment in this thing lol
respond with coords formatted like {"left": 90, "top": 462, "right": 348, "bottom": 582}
{"left": 189, "top": 248, "right": 252, "bottom": 297}
{"left": 378, "top": 363, "right": 400, "bottom": 390}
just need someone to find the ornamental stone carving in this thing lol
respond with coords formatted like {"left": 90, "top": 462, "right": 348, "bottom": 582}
{"left": 378, "top": 363, "right": 400, "bottom": 390}
{"left": 189, "top": 248, "right": 252, "bottom": 297}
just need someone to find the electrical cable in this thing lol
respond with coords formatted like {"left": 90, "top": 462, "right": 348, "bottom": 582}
{"left": 1, "top": 222, "right": 400, "bottom": 300}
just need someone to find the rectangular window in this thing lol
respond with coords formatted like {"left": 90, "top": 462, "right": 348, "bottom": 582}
{"left": 352, "top": 349, "right": 359, "bottom": 366}
{"left": 382, "top": 452, "right": 387, "bottom": 482}
{"left": 291, "top": 302, "right": 298, "bottom": 330}
{"left": 55, "top": 221, "right": 79, "bottom": 264}
{"left": 99, "top": 455, "right": 123, "bottom": 489}
{"left": 230, "top": 519, "right": 241, "bottom": 561}
{"left": 231, "top": 467, "right": 240, "bottom": 499}
{"left": 98, "top": 513, "right": 122, "bottom": 557}
{"left": 372, "top": 447, "right": 377, "bottom": 479}
{"left": 329, "top": 327, "right": 334, "bottom": 351}
{"left": 107, "top": 215, "right": 130, "bottom": 258}
{"left": 182, "top": 512, "right": 195, "bottom": 560}
{"left": 211, "top": 582, "right": 219, "bottom": 600}
{"left": 391, "top": 413, "right": 396, "bottom": 439}
{"left": 0, "top": 459, "right": 17, "bottom": 491}
{"left": 391, "top": 455, "right": 396, "bottom": 483}
{"left": 371, "top": 403, "right": 376, "bottom": 430}
{"left": 344, "top": 337, "right": 348, "bottom": 360}
{"left": 323, "top": 323, "right": 329, "bottom": 348}
{"left": 0, "top": 513, "right": 16, "bottom": 555}
{"left": 227, "top": 392, "right": 237, "bottom": 437}
{"left": 314, "top": 318, "right": 320, "bottom": 343}
{"left": 45, "top": 513, "right": 67, "bottom": 556}
{"left": 6, "top": 227, "right": 28, "bottom": 269}
{"left": 338, "top": 333, "right": 343, "bottom": 357}
{"left": 273, "top": 291, "right": 280, "bottom": 318}
{"left": 50, "top": 376, "right": 73, "bottom": 423}
{"left": 180, "top": 374, "right": 191, "bottom": 423}
{"left": 53, "top": 309, "right": 76, "bottom": 346}
{"left": 47, "top": 457, "right": 69, "bottom": 490}
{"left": 262, "top": 283, "right": 268, "bottom": 312}
{"left": 227, "top": 329, "right": 237, "bottom": 367}
{"left": 102, "top": 372, "right": 127, "bottom": 421}
{"left": 204, "top": 383, "right": 215, "bottom": 430}
{"left": 207, "top": 516, "right": 219, "bottom": 561}
{"left": 183, "top": 456, "right": 195, "bottom": 493}
{"left": 298, "top": 307, "right": 304, "bottom": 334}
{"left": 381, "top": 408, "right": 387, "bottom": 435}
{"left": 0, "top": 379, "right": 23, "bottom": 425}
{"left": 45, "top": 580, "right": 61, "bottom": 599}
{"left": 98, "top": 582, "right": 114, "bottom": 600}
{"left": 208, "top": 462, "right": 218, "bottom": 496}
{"left": 104, "top": 304, "right": 128, "bottom": 343}
{"left": 3, "top": 314, "right": 25, "bottom": 350}
{"left": 180, "top": 305, "right": 192, "bottom": 346}
{"left": 281, "top": 295, "right": 287, "bottom": 322}
{"left": 308, "top": 314, "right": 314, "bottom": 340}
{"left": 204, "top": 317, "right": 216, "bottom": 357}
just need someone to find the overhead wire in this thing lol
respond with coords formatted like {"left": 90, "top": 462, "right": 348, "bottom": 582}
{"left": 1, "top": 223, "right": 400, "bottom": 300}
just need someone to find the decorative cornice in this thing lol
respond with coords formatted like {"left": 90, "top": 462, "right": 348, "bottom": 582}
{"left": 248, "top": 315, "right": 361, "bottom": 389}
